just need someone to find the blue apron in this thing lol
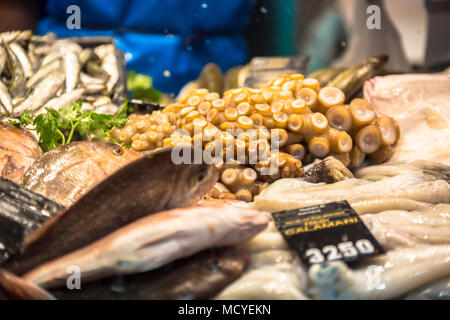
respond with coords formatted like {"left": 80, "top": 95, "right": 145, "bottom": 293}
{"left": 36, "top": 0, "right": 252, "bottom": 94}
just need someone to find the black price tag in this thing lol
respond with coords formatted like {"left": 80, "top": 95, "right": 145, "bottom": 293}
{"left": 272, "top": 201, "right": 384, "bottom": 267}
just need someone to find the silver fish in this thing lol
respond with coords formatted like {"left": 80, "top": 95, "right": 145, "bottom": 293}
{"left": 14, "top": 72, "right": 65, "bottom": 115}
{"left": 0, "top": 80, "right": 13, "bottom": 114}
{"left": 26, "top": 59, "right": 61, "bottom": 89}
{"left": 2, "top": 40, "right": 26, "bottom": 98}
{"left": 63, "top": 51, "right": 80, "bottom": 92}
{"left": 95, "top": 45, "right": 118, "bottom": 93}
{"left": 9, "top": 43, "right": 33, "bottom": 78}
{"left": 34, "top": 88, "right": 85, "bottom": 115}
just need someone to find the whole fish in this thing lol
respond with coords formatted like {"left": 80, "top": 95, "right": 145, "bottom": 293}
{"left": 2, "top": 40, "right": 26, "bottom": 99}
{"left": 0, "top": 268, "right": 55, "bottom": 300}
{"left": 7, "top": 147, "right": 219, "bottom": 274}
{"left": 23, "top": 203, "right": 267, "bottom": 288}
{"left": 327, "top": 55, "right": 388, "bottom": 100}
{"left": 9, "top": 43, "right": 33, "bottom": 78}
{"left": 63, "top": 51, "right": 80, "bottom": 92}
{"left": 26, "top": 42, "right": 40, "bottom": 72}
{"left": 13, "top": 71, "right": 65, "bottom": 115}
{"left": 26, "top": 59, "right": 61, "bottom": 89}
{"left": 20, "top": 141, "right": 142, "bottom": 207}
{"left": 0, "top": 121, "right": 43, "bottom": 183}
{"left": 34, "top": 88, "right": 85, "bottom": 115}
{"left": 95, "top": 44, "right": 119, "bottom": 93}
{"left": 0, "top": 80, "right": 13, "bottom": 114}
{"left": 51, "top": 248, "right": 248, "bottom": 300}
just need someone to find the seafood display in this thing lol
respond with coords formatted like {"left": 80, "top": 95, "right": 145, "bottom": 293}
{"left": 0, "top": 30, "right": 124, "bottom": 118}
{"left": 0, "top": 26, "right": 447, "bottom": 302}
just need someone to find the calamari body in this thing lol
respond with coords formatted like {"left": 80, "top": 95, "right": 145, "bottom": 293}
{"left": 216, "top": 261, "right": 309, "bottom": 300}
{"left": 308, "top": 245, "right": 450, "bottom": 300}
{"left": 255, "top": 170, "right": 449, "bottom": 213}
{"left": 361, "top": 206, "right": 450, "bottom": 249}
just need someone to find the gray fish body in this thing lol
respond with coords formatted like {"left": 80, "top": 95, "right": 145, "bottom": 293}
{"left": 95, "top": 44, "right": 119, "bottom": 93}
{"left": 63, "top": 51, "right": 80, "bottom": 92}
{"left": 26, "top": 59, "right": 61, "bottom": 89}
{"left": 0, "top": 80, "right": 13, "bottom": 114}
{"left": 34, "top": 88, "right": 85, "bottom": 115}
{"left": 9, "top": 43, "right": 34, "bottom": 78}
{"left": 14, "top": 71, "right": 65, "bottom": 115}
{"left": 2, "top": 40, "right": 26, "bottom": 99}
{"left": 102, "top": 54, "right": 119, "bottom": 93}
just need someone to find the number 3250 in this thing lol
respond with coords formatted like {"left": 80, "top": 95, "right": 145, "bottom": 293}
{"left": 305, "top": 239, "right": 375, "bottom": 264}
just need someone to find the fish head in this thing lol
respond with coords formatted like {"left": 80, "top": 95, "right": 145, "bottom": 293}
{"left": 81, "top": 141, "right": 142, "bottom": 173}
{"left": 167, "top": 162, "right": 219, "bottom": 208}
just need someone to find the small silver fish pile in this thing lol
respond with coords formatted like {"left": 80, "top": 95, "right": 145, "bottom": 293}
{"left": 0, "top": 30, "right": 122, "bottom": 118}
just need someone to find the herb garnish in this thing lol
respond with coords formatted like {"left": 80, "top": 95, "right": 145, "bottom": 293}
{"left": 10, "top": 100, "right": 129, "bottom": 152}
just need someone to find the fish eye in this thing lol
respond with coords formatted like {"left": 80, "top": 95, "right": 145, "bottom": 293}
{"left": 197, "top": 167, "right": 207, "bottom": 182}
{"left": 112, "top": 145, "right": 124, "bottom": 155}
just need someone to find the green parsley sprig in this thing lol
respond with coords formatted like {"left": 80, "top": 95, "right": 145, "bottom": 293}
{"left": 10, "top": 100, "right": 129, "bottom": 152}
